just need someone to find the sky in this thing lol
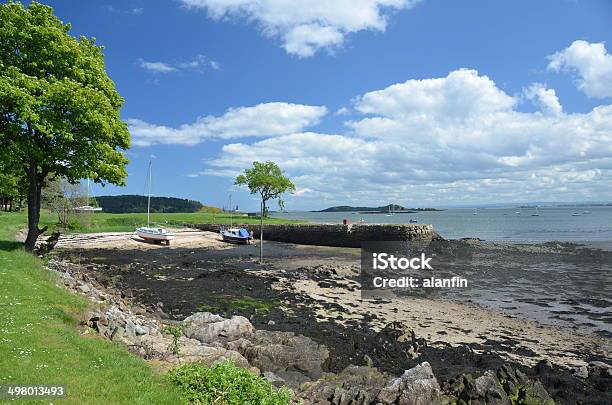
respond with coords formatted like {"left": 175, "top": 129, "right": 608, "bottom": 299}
{"left": 33, "top": 0, "right": 612, "bottom": 210}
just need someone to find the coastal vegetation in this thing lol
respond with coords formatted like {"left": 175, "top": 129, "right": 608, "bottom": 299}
{"left": 0, "top": 1, "right": 130, "bottom": 250}
{"left": 235, "top": 161, "right": 296, "bottom": 262}
{"left": 168, "top": 361, "right": 293, "bottom": 405}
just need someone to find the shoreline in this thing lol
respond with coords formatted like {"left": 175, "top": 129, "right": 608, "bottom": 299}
{"left": 48, "top": 230, "right": 612, "bottom": 403}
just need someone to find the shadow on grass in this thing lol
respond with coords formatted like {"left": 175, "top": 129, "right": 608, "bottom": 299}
{"left": 0, "top": 240, "right": 23, "bottom": 251}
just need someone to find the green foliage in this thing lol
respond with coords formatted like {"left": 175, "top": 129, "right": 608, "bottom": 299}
{"left": 235, "top": 161, "right": 295, "bottom": 214}
{"left": 95, "top": 195, "right": 204, "bottom": 213}
{"left": 168, "top": 361, "right": 294, "bottom": 405}
{"left": 0, "top": 1, "right": 130, "bottom": 183}
{"left": 164, "top": 325, "right": 183, "bottom": 359}
{"left": 0, "top": 1, "right": 130, "bottom": 248}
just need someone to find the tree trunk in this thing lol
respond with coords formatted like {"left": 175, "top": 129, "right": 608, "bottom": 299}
{"left": 259, "top": 200, "right": 264, "bottom": 264}
{"left": 24, "top": 159, "right": 46, "bottom": 251}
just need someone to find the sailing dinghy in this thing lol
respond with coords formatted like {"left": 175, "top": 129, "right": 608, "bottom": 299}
{"left": 136, "top": 160, "right": 175, "bottom": 245}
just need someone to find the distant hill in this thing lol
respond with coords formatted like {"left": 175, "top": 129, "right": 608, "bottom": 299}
{"left": 95, "top": 195, "right": 203, "bottom": 213}
{"left": 317, "top": 204, "right": 440, "bottom": 213}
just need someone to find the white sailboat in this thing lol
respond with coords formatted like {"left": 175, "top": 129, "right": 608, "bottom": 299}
{"left": 74, "top": 179, "right": 103, "bottom": 212}
{"left": 386, "top": 204, "right": 394, "bottom": 216}
{"left": 136, "top": 160, "right": 174, "bottom": 245}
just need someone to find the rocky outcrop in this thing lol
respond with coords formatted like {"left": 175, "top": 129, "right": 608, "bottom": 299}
{"left": 378, "top": 362, "right": 441, "bottom": 405}
{"left": 228, "top": 330, "right": 329, "bottom": 384}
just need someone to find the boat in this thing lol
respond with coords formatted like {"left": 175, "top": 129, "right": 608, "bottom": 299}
{"left": 409, "top": 219, "right": 418, "bottom": 223}
{"left": 531, "top": 207, "right": 540, "bottom": 216}
{"left": 135, "top": 160, "right": 175, "bottom": 245}
{"left": 386, "top": 204, "right": 393, "bottom": 217}
{"left": 571, "top": 212, "right": 581, "bottom": 216}
{"left": 583, "top": 210, "right": 591, "bottom": 214}
{"left": 74, "top": 179, "right": 103, "bottom": 212}
{"left": 221, "top": 227, "right": 252, "bottom": 244}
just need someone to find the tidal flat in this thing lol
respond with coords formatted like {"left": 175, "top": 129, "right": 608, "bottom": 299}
{"left": 54, "top": 230, "right": 611, "bottom": 403}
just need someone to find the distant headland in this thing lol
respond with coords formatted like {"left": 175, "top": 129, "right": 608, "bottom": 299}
{"left": 315, "top": 204, "right": 442, "bottom": 214}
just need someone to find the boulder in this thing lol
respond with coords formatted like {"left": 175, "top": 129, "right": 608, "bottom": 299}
{"left": 298, "top": 365, "right": 387, "bottom": 405}
{"left": 377, "top": 362, "right": 441, "bottom": 405}
{"left": 182, "top": 312, "right": 254, "bottom": 343}
{"left": 474, "top": 371, "right": 511, "bottom": 405}
{"left": 227, "top": 330, "right": 329, "bottom": 385}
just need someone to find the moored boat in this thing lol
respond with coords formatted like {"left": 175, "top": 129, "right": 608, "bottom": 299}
{"left": 136, "top": 226, "right": 175, "bottom": 245}
{"left": 221, "top": 227, "right": 252, "bottom": 244}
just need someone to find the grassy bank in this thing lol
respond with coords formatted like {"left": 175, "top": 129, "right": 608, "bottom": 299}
{"left": 63, "top": 211, "right": 304, "bottom": 233}
{"left": 0, "top": 211, "right": 185, "bottom": 403}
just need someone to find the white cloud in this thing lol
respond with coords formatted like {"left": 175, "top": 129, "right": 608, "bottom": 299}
{"left": 523, "top": 83, "right": 563, "bottom": 116}
{"left": 203, "top": 69, "right": 612, "bottom": 206}
{"left": 129, "top": 102, "right": 327, "bottom": 146}
{"left": 138, "top": 55, "right": 220, "bottom": 74}
{"left": 179, "top": 0, "right": 419, "bottom": 57}
{"left": 106, "top": 5, "right": 144, "bottom": 15}
{"left": 548, "top": 40, "right": 612, "bottom": 98}
{"left": 138, "top": 60, "right": 177, "bottom": 74}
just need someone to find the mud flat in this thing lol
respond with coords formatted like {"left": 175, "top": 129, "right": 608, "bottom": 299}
{"left": 53, "top": 232, "right": 611, "bottom": 403}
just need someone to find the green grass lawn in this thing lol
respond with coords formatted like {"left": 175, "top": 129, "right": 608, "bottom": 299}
{"left": 0, "top": 211, "right": 184, "bottom": 404}
{"left": 64, "top": 211, "right": 304, "bottom": 233}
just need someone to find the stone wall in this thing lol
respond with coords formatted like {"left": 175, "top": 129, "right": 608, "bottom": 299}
{"left": 183, "top": 223, "right": 438, "bottom": 247}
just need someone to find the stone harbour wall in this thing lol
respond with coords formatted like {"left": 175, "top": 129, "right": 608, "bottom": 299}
{"left": 183, "top": 223, "right": 439, "bottom": 247}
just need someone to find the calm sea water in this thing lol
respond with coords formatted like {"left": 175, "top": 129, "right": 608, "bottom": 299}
{"left": 272, "top": 206, "right": 612, "bottom": 243}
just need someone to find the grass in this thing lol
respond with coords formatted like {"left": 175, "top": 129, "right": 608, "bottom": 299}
{"left": 0, "top": 210, "right": 184, "bottom": 404}
{"left": 61, "top": 211, "right": 304, "bottom": 233}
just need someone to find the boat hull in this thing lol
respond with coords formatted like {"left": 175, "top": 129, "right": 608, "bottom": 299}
{"left": 136, "top": 228, "right": 175, "bottom": 245}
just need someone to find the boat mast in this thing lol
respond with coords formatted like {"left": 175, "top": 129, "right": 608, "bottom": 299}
{"left": 229, "top": 194, "right": 233, "bottom": 226}
{"left": 147, "top": 160, "right": 152, "bottom": 227}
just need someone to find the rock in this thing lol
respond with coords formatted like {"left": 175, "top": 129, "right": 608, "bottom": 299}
{"left": 263, "top": 371, "right": 286, "bottom": 387}
{"left": 182, "top": 312, "right": 254, "bottom": 343}
{"left": 237, "top": 330, "right": 328, "bottom": 380}
{"left": 588, "top": 361, "right": 612, "bottom": 377}
{"left": 298, "top": 366, "right": 387, "bottom": 405}
{"left": 474, "top": 371, "right": 510, "bottom": 405}
{"left": 377, "top": 362, "right": 441, "bottom": 405}
{"left": 573, "top": 365, "right": 589, "bottom": 379}
{"left": 78, "top": 284, "right": 91, "bottom": 294}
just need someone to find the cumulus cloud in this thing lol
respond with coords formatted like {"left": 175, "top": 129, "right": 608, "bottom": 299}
{"left": 548, "top": 40, "right": 612, "bottom": 98}
{"left": 523, "top": 83, "right": 563, "bottom": 116}
{"left": 203, "top": 69, "right": 612, "bottom": 205}
{"left": 178, "top": 0, "right": 419, "bottom": 57}
{"left": 138, "top": 54, "right": 220, "bottom": 74}
{"left": 129, "top": 102, "right": 327, "bottom": 146}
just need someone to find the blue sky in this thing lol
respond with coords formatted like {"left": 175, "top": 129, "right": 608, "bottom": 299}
{"left": 38, "top": 0, "right": 612, "bottom": 210}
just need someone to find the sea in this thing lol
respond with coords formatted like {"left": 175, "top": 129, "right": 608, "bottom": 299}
{"left": 271, "top": 206, "right": 612, "bottom": 244}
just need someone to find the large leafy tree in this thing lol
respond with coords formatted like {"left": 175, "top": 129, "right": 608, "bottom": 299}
{"left": 235, "top": 161, "right": 295, "bottom": 262}
{"left": 0, "top": 2, "right": 130, "bottom": 250}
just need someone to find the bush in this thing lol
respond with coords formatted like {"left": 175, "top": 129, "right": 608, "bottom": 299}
{"left": 168, "top": 361, "right": 294, "bottom": 405}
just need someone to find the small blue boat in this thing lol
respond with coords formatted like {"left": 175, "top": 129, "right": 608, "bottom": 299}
{"left": 221, "top": 227, "right": 252, "bottom": 244}
{"left": 409, "top": 219, "right": 418, "bottom": 223}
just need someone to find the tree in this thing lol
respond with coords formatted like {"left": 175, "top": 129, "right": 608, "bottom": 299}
{"left": 42, "top": 178, "right": 87, "bottom": 229}
{"left": 0, "top": 2, "right": 130, "bottom": 250}
{"left": 235, "top": 161, "right": 295, "bottom": 263}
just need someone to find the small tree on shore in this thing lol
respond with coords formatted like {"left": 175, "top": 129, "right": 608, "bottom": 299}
{"left": 0, "top": 2, "right": 129, "bottom": 250}
{"left": 43, "top": 178, "right": 87, "bottom": 229}
{"left": 235, "top": 161, "right": 295, "bottom": 263}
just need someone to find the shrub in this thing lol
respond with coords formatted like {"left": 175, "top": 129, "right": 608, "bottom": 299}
{"left": 168, "top": 361, "right": 294, "bottom": 404}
